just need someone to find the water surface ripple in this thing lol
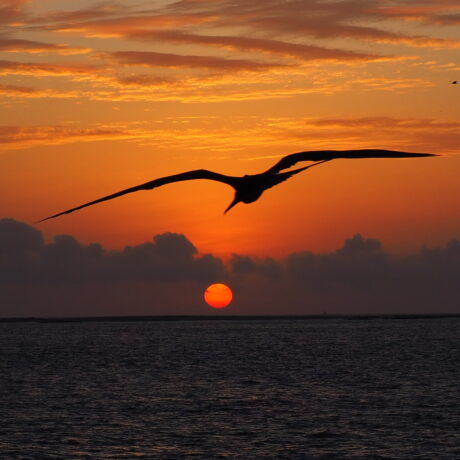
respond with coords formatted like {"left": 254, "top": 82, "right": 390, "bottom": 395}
{"left": 1, "top": 318, "right": 459, "bottom": 458}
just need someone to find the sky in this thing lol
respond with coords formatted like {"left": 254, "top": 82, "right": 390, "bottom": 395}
{"left": 0, "top": 0, "right": 459, "bottom": 316}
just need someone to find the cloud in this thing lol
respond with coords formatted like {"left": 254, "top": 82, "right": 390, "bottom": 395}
{"left": 21, "top": 0, "right": 455, "bottom": 79}
{"left": 129, "top": 30, "right": 386, "bottom": 62}
{"left": 0, "top": 0, "right": 29, "bottom": 25}
{"left": 0, "top": 64, "right": 432, "bottom": 104}
{"left": 0, "top": 218, "right": 43, "bottom": 283}
{"left": 0, "top": 219, "right": 459, "bottom": 316}
{"left": 114, "top": 74, "right": 174, "bottom": 86}
{"left": 230, "top": 254, "right": 282, "bottom": 280}
{"left": 245, "top": 116, "right": 460, "bottom": 154}
{"left": 35, "top": 65, "right": 433, "bottom": 103}
{"left": 29, "top": 3, "right": 130, "bottom": 25}
{"left": 107, "top": 50, "right": 285, "bottom": 72}
{"left": 1, "top": 116, "right": 459, "bottom": 153}
{"left": 431, "top": 13, "right": 460, "bottom": 26}
{"left": 0, "top": 83, "right": 81, "bottom": 100}
{"left": 0, "top": 36, "right": 91, "bottom": 54}
{"left": 2, "top": 1, "right": 457, "bottom": 105}
{"left": 0, "top": 218, "right": 43, "bottom": 254}
{"left": 43, "top": 11, "right": 212, "bottom": 38}
{"left": 0, "top": 125, "right": 142, "bottom": 149}
{"left": 0, "top": 59, "right": 101, "bottom": 76}
{"left": 285, "top": 234, "right": 389, "bottom": 290}
{"left": 0, "top": 219, "right": 223, "bottom": 285}
{"left": 230, "top": 233, "right": 460, "bottom": 314}
{"left": 0, "top": 82, "right": 37, "bottom": 95}
{"left": 163, "top": 0, "right": 460, "bottom": 49}
{"left": 36, "top": 0, "right": 459, "bottom": 52}
{"left": 371, "top": 2, "right": 460, "bottom": 26}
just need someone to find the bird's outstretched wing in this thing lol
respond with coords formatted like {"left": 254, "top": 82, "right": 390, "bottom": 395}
{"left": 38, "top": 169, "right": 238, "bottom": 223}
{"left": 264, "top": 149, "right": 437, "bottom": 174}
{"left": 263, "top": 159, "right": 332, "bottom": 191}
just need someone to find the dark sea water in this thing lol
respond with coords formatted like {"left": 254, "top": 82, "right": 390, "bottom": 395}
{"left": 1, "top": 317, "right": 459, "bottom": 459}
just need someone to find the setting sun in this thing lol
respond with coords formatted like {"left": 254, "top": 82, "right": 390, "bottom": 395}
{"left": 204, "top": 283, "right": 233, "bottom": 309}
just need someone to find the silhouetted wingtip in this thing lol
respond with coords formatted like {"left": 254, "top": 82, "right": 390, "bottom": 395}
{"left": 35, "top": 217, "right": 52, "bottom": 224}
{"left": 35, "top": 213, "right": 64, "bottom": 224}
{"left": 393, "top": 152, "right": 438, "bottom": 157}
{"left": 404, "top": 152, "right": 439, "bottom": 157}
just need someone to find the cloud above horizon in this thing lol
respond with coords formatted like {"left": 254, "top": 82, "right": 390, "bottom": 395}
{"left": 0, "top": 1, "right": 458, "bottom": 288}
{"left": 29, "top": 0, "right": 460, "bottom": 49}
{"left": 0, "top": 36, "right": 90, "bottom": 55}
{"left": 1, "top": 116, "right": 457, "bottom": 153}
{"left": 1, "top": 218, "right": 459, "bottom": 317}
{"left": 0, "top": 0, "right": 458, "bottom": 104}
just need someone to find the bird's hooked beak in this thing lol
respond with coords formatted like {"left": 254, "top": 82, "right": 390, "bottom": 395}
{"left": 224, "top": 196, "right": 240, "bottom": 214}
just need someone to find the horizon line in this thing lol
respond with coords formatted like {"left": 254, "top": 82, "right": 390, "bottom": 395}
{"left": 1, "top": 314, "right": 459, "bottom": 323}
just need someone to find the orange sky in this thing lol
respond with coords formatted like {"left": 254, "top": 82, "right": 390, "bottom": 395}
{"left": 1, "top": 0, "right": 459, "bottom": 258}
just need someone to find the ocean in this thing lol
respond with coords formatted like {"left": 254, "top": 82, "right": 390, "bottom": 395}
{"left": 1, "top": 317, "right": 459, "bottom": 459}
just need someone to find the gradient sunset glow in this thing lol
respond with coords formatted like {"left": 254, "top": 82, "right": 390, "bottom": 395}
{"left": 1, "top": 0, "right": 459, "bottom": 261}
{"left": 0, "top": 0, "right": 460, "bottom": 255}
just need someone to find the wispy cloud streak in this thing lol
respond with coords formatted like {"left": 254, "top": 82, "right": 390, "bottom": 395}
{"left": 107, "top": 50, "right": 285, "bottom": 71}
{"left": 1, "top": 116, "right": 459, "bottom": 153}
{"left": 0, "top": 36, "right": 90, "bottom": 54}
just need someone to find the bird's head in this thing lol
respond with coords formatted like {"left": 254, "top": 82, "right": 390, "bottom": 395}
{"left": 224, "top": 195, "right": 241, "bottom": 214}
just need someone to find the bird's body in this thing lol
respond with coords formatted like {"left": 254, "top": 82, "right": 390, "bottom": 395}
{"left": 452, "top": 81, "right": 459, "bottom": 84}
{"left": 38, "top": 149, "right": 436, "bottom": 223}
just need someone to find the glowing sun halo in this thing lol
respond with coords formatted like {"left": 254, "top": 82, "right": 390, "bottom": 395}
{"left": 204, "top": 283, "right": 233, "bottom": 309}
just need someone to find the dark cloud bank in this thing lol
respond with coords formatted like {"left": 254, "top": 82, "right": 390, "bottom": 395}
{"left": 0, "top": 218, "right": 459, "bottom": 317}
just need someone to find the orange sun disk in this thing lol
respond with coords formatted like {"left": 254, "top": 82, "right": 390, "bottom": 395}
{"left": 204, "top": 283, "right": 233, "bottom": 308}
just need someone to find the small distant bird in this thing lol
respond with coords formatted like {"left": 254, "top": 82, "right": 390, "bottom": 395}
{"left": 452, "top": 81, "right": 459, "bottom": 84}
{"left": 38, "top": 149, "right": 436, "bottom": 222}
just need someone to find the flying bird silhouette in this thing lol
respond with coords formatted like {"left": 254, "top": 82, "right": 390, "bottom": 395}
{"left": 38, "top": 149, "right": 436, "bottom": 223}
{"left": 452, "top": 81, "right": 459, "bottom": 84}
